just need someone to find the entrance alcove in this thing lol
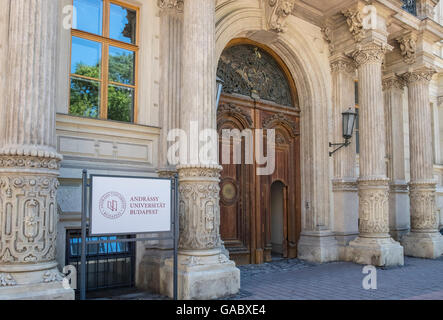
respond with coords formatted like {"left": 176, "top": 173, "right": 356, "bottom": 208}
{"left": 270, "top": 181, "right": 287, "bottom": 258}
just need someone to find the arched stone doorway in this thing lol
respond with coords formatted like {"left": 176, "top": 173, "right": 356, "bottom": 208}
{"left": 215, "top": 2, "right": 338, "bottom": 264}
{"left": 217, "top": 39, "right": 301, "bottom": 265}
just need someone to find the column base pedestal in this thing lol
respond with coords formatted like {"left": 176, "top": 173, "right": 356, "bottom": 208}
{"left": 401, "top": 232, "right": 443, "bottom": 259}
{"left": 138, "top": 248, "right": 173, "bottom": 293}
{"left": 297, "top": 232, "right": 339, "bottom": 263}
{"left": 160, "top": 249, "right": 240, "bottom": 300}
{"left": 0, "top": 281, "right": 74, "bottom": 300}
{"left": 346, "top": 236, "right": 404, "bottom": 266}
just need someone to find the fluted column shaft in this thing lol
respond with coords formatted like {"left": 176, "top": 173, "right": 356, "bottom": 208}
{"left": 330, "top": 56, "right": 358, "bottom": 246}
{"left": 3, "top": 0, "right": 58, "bottom": 156}
{"left": 178, "top": 0, "right": 221, "bottom": 251}
{"left": 382, "top": 76, "right": 409, "bottom": 240}
{"left": 400, "top": 67, "right": 443, "bottom": 259}
{"left": 0, "top": 0, "right": 72, "bottom": 298}
{"left": 347, "top": 42, "right": 404, "bottom": 267}
{"left": 404, "top": 68, "right": 438, "bottom": 233}
{"left": 354, "top": 43, "right": 390, "bottom": 238}
{"left": 331, "top": 57, "right": 357, "bottom": 180}
{"left": 158, "top": 4, "right": 183, "bottom": 171}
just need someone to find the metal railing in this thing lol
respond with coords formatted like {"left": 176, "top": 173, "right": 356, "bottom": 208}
{"left": 402, "top": 0, "right": 417, "bottom": 16}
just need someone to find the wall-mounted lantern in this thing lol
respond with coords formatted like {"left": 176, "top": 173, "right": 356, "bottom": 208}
{"left": 216, "top": 76, "right": 224, "bottom": 110}
{"left": 329, "top": 107, "right": 358, "bottom": 157}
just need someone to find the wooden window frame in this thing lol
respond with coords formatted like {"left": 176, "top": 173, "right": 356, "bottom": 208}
{"left": 69, "top": 0, "right": 140, "bottom": 123}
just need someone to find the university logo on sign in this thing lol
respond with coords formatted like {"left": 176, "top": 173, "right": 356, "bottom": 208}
{"left": 99, "top": 191, "right": 126, "bottom": 220}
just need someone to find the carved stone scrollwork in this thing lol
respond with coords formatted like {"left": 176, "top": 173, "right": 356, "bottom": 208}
{"left": 0, "top": 156, "right": 60, "bottom": 171}
{"left": 330, "top": 58, "right": 356, "bottom": 76}
{"left": 0, "top": 273, "right": 16, "bottom": 287}
{"left": 342, "top": 9, "right": 365, "bottom": 43}
{"left": 321, "top": 27, "right": 334, "bottom": 55}
{"left": 262, "top": 113, "right": 298, "bottom": 137}
{"left": 358, "top": 179, "right": 390, "bottom": 236}
{"left": 177, "top": 165, "right": 223, "bottom": 251}
{"left": 397, "top": 33, "right": 417, "bottom": 65}
{"left": 157, "top": 0, "right": 184, "bottom": 13}
{"left": 352, "top": 43, "right": 389, "bottom": 67}
{"left": 43, "top": 270, "right": 64, "bottom": 283}
{"left": 402, "top": 67, "right": 436, "bottom": 84}
{"left": 267, "top": 0, "right": 295, "bottom": 33}
{"left": 0, "top": 173, "right": 59, "bottom": 265}
{"left": 409, "top": 182, "right": 439, "bottom": 232}
{"left": 382, "top": 76, "right": 405, "bottom": 91}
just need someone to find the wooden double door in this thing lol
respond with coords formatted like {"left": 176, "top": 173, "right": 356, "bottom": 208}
{"left": 217, "top": 94, "right": 301, "bottom": 265}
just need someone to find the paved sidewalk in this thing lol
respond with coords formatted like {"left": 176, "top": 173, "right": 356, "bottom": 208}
{"left": 89, "top": 256, "right": 443, "bottom": 300}
{"left": 225, "top": 256, "right": 443, "bottom": 300}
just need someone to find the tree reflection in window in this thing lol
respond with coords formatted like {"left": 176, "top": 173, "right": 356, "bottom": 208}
{"left": 69, "top": 0, "right": 138, "bottom": 123}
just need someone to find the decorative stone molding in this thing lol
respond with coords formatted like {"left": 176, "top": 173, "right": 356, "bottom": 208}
{"left": 157, "top": 0, "right": 184, "bottom": 13}
{"left": 321, "top": 27, "right": 334, "bottom": 55}
{"left": 177, "top": 165, "right": 223, "bottom": 250}
{"left": 43, "top": 270, "right": 64, "bottom": 283}
{"left": 262, "top": 113, "right": 298, "bottom": 137}
{"left": 402, "top": 67, "right": 437, "bottom": 83}
{"left": 0, "top": 273, "right": 16, "bottom": 287}
{"left": 342, "top": 9, "right": 365, "bottom": 43}
{"left": 0, "top": 156, "right": 61, "bottom": 171}
{"left": 267, "top": 0, "right": 295, "bottom": 33}
{"left": 330, "top": 57, "right": 356, "bottom": 75}
{"left": 409, "top": 181, "right": 439, "bottom": 232}
{"left": 358, "top": 179, "right": 390, "bottom": 236}
{"left": 352, "top": 43, "right": 389, "bottom": 66}
{"left": 332, "top": 180, "right": 358, "bottom": 192}
{"left": 382, "top": 76, "right": 405, "bottom": 91}
{"left": 397, "top": 33, "right": 417, "bottom": 65}
{"left": 0, "top": 175, "right": 59, "bottom": 264}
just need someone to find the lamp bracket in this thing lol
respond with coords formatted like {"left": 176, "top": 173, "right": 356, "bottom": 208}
{"left": 329, "top": 139, "right": 351, "bottom": 157}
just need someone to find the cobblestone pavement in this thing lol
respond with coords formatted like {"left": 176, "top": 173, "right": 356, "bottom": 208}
{"left": 89, "top": 256, "right": 443, "bottom": 300}
{"left": 224, "top": 256, "right": 443, "bottom": 300}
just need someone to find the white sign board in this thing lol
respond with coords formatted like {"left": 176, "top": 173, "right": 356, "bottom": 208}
{"left": 90, "top": 176, "right": 172, "bottom": 235}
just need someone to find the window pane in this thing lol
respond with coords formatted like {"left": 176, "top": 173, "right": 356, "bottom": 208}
{"left": 109, "top": 46, "right": 135, "bottom": 85}
{"left": 70, "top": 76, "right": 100, "bottom": 118}
{"left": 73, "top": 0, "right": 103, "bottom": 35}
{"left": 109, "top": 3, "right": 137, "bottom": 44}
{"left": 108, "top": 85, "right": 134, "bottom": 122}
{"left": 71, "top": 37, "right": 102, "bottom": 78}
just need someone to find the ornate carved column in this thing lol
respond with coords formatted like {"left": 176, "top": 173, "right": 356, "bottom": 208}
{"left": 161, "top": 0, "right": 239, "bottom": 300}
{"left": 401, "top": 67, "right": 443, "bottom": 259}
{"left": 330, "top": 56, "right": 358, "bottom": 251}
{"left": 347, "top": 42, "right": 404, "bottom": 266}
{"left": 382, "top": 75, "right": 410, "bottom": 240}
{"left": 138, "top": 0, "right": 183, "bottom": 293}
{"left": 0, "top": 0, "right": 74, "bottom": 299}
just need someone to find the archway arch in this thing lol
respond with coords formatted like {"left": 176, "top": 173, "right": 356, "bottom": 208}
{"left": 215, "top": 1, "right": 336, "bottom": 263}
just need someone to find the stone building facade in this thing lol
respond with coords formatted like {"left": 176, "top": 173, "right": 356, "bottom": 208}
{"left": 0, "top": 0, "right": 443, "bottom": 300}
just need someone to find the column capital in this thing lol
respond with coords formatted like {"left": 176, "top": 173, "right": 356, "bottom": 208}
{"left": 330, "top": 56, "right": 356, "bottom": 75}
{"left": 157, "top": 0, "right": 184, "bottom": 14}
{"left": 382, "top": 75, "right": 405, "bottom": 91}
{"left": 402, "top": 67, "right": 437, "bottom": 84}
{"left": 352, "top": 42, "right": 391, "bottom": 67}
